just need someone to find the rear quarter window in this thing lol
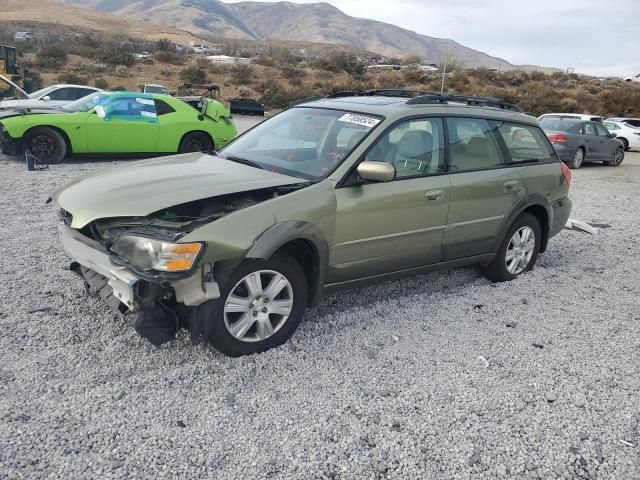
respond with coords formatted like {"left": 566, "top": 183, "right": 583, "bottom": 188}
{"left": 496, "top": 123, "right": 554, "bottom": 162}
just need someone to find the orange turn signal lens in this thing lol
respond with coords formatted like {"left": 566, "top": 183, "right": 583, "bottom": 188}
{"left": 173, "top": 243, "right": 202, "bottom": 255}
{"left": 163, "top": 259, "right": 195, "bottom": 271}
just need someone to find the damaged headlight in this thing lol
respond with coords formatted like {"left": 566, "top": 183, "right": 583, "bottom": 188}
{"left": 111, "top": 236, "right": 204, "bottom": 272}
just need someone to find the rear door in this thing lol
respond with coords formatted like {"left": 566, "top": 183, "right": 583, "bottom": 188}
{"left": 331, "top": 117, "right": 451, "bottom": 282}
{"left": 581, "top": 122, "right": 603, "bottom": 159}
{"left": 442, "top": 117, "right": 524, "bottom": 260}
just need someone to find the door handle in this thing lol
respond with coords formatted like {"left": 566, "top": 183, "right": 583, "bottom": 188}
{"left": 504, "top": 180, "right": 519, "bottom": 191}
{"left": 425, "top": 190, "right": 444, "bottom": 201}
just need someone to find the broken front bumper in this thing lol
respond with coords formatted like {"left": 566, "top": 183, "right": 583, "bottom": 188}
{"left": 58, "top": 224, "right": 139, "bottom": 311}
{"left": 57, "top": 223, "right": 221, "bottom": 315}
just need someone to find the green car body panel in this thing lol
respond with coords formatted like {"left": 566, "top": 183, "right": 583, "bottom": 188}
{"left": 52, "top": 94, "right": 572, "bottom": 352}
{"left": 0, "top": 93, "right": 236, "bottom": 154}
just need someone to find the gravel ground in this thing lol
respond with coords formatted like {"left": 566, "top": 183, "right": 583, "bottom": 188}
{"left": 1, "top": 139, "right": 639, "bottom": 479}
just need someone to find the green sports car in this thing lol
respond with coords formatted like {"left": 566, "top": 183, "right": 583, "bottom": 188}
{"left": 0, "top": 91, "right": 237, "bottom": 163}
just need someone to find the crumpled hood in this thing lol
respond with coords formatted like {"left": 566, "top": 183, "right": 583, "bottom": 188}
{"left": 0, "top": 106, "right": 67, "bottom": 120}
{"left": 53, "top": 152, "right": 305, "bottom": 228}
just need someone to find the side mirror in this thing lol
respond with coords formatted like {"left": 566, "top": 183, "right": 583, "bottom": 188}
{"left": 357, "top": 161, "right": 395, "bottom": 183}
{"left": 42, "top": 95, "right": 51, "bottom": 101}
{"left": 610, "top": 132, "right": 617, "bottom": 138}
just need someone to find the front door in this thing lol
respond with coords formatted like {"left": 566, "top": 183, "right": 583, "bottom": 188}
{"left": 581, "top": 122, "right": 602, "bottom": 160}
{"left": 85, "top": 93, "right": 159, "bottom": 153}
{"left": 331, "top": 117, "right": 451, "bottom": 283}
{"left": 443, "top": 117, "right": 524, "bottom": 260}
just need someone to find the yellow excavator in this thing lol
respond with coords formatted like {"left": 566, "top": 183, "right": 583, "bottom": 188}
{"left": 0, "top": 45, "right": 34, "bottom": 98}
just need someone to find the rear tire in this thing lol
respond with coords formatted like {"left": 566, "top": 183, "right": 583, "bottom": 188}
{"left": 178, "top": 131, "right": 213, "bottom": 153}
{"left": 568, "top": 147, "right": 584, "bottom": 169}
{"left": 603, "top": 147, "right": 624, "bottom": 167}
{"left": 483, "top": 213, "right": 541, "bottom": 282}
{"left": 23, "top": 127, "right": 66, "bottom": 164}
{"left": 191, "top": 253, "right": 308, "bottom": 357}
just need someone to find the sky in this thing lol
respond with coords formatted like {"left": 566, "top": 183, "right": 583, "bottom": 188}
{"left": 224, "top": 0, "right": 639, "bottom": 77}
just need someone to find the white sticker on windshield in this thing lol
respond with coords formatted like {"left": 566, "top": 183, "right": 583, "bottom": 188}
{"left": 338, "top": 113, "right": 381, "bottom": 128}
{"left": 140, "top": 111, "right": 157, "bottom": 118}
{"left": 95, "top": 105, "right": 106, "bottom": 118}
{"left": 136, "top": 98, "right": 155, "bottom": 106}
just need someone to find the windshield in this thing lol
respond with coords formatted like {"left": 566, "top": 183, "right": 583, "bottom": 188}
{"left": 61, "top": 91, "right": 109, "bottom": 112}
{"left": 28, "top": 86, "right": 56, "bottom": 99}
{"left": 145, "top": 85, "right": 167, "bottom": 94}
{"left": 218, "top": 107, "right": 382, "bottom": 180}
{"left": 539, "top": 118, "right": 579, "bottom": 132}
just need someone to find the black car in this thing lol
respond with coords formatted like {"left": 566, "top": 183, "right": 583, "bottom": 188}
{"left": 229, "top": 97, "right": 265, "bottom": 116}
{"left": 540, "top": 117, "right": 625, "bottom": 169}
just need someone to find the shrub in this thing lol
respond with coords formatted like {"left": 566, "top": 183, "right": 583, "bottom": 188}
{"left": 115, "top": 65, "right": 129, "bottom": 77}
{"left": 57, "top": 72, "right": 84, "bottom": 84}
{"left": 155, "top": 50, "right": 184, "bottom": 65}
{"left": 95, "top": 38, "right": 134, "bottom": 67}
{"left": 36, "top": 45, "right": 68, "bottom": 69}
{"left": 181, "top": 66, "right": 208, "bottom": 84}
{"left": 94, "top": 77, "right": 109, "bottom": 89}
{"left": 231, "top": 63, "right": 255, "bottom": 85}
{"left": 155, "top": 38, "right": 172, "bottom": 52}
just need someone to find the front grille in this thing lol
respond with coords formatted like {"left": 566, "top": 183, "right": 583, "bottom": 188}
{"left": 59, "top": 208, "right": 73, "bottom": 226}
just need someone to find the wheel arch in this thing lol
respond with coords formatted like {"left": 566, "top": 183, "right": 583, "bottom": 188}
{"left": 245, "top": 221, "right": 329, "bottom": 307}
{"left": 22, "top": 124, "right": 73, "bottom": 156}
{"left": 178, "top": 130, "right": 215, "bottom": 152}
{"left": 493, "top": 198, "right": 551, "bottom": 255}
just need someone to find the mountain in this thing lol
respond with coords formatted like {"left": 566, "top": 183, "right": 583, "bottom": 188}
{"left": 1, "top": 0, "right": 207, "bottom": 45}
{"left": 60, "top": 0, "right": 513, "bottom": 68}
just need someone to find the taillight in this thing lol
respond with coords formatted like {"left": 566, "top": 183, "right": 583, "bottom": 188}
{"left": 548, "top": 134, "right": 568, "bottom": 143}
{"left": 560, "top": 162, "right": 572, "bottom": 185}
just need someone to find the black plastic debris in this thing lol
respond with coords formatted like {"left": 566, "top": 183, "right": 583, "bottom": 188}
{"left": 133, "top": 304, "right": 178, "bottom": 347}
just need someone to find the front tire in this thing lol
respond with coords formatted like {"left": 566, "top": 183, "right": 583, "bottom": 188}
{"left": 568, "top": 147, "right": 584, "bottom": 169}
{"left": 603, "top": 147, "right": 624, "bottom": 167}
{"left": 483, "top": 213, "right": 541, "bottom": 282}
{"left": 178, "top": 131, "right": 213, "bottom": 153}
{"left": 192, "top": 253, "right": 308, "bottom": 357}
{"left": 23, "top": 127, "right": 67, "bottom": 164}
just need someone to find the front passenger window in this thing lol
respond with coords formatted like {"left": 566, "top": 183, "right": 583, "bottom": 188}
{"left": 365, "top": 118, "right": 445, "bottom": 178}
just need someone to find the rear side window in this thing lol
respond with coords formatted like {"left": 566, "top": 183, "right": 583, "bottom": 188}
{"left": 582, "top": 123, "right": 597, "bottom": 135}
{"left": 47, "top": 88, "right": 76, "bottom": 101}
{"left": 496, "top": 122, "right": 554, "bottom": 162}
{"left": 154, "top": 99, "right": 175, "bottom": 116}
{"left": 447, "top": 117, "right": 504, "bottom": 172}
{"left": 73, "top": 88, "right": 96, "bottom": 100}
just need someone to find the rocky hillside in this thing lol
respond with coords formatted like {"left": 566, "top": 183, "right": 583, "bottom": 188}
{"left": 61, "top": 0, "right": 513, "bottom": 68}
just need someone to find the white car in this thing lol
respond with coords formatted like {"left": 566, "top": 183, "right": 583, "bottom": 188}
{"left": 538, "top": 113, "right": 604, "bottom": 123}
{"left": 0, "top": 84, "right": 102, "bottom": 109}
{"left": 603, "top": 120, "right": 640, "bottom": 151}
{"left": 607, "top": 117, "right": 640, "bottom": 128}
{"left": 142, "top": 83, "right": 169, "bottom": 95}
{"left": 624, "top": 73, "right": 640, "bottom": 83}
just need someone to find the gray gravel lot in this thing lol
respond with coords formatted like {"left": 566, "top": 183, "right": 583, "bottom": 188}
{"left": 1, "top": 131, "right": 639, "bottom": 478}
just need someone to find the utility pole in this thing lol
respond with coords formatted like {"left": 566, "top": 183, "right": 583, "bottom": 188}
{"left": 440, "top": 55, "right": 448, "bottom": 92}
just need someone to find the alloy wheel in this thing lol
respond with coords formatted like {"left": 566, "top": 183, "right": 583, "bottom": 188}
{"left": 223, "top": 270, "right": 294, "bottom": 343}
{"left": 610, "top": 149, "right": 624, "bottom": 166}
{"left": 505, "top": 226, "right": 535, "bottom": 275}
{"left": 573, "top": 149, "right": 584, "bottom": 168}
{"left": 30, "top": 133, "right": 56, "bottom": 160}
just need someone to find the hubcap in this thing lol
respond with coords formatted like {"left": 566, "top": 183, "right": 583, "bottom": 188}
{"left": 31, "top": 134, "right": 55, "bottom": 160}
{"left": 224, "top": 270, "right": 293, "bottom": 343}
{"left": 574, "top": 149, "right": 583, "bottom": 167}
{"left": 612, "top": 149, "right": 623, "bottom": 165}
{"left": 505, "top": 226, "right": 535, "bottom": 275}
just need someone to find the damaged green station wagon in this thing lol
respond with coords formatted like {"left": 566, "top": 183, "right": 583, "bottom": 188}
{"left": 53, "top": 91, "right": 572, "bottom": 356}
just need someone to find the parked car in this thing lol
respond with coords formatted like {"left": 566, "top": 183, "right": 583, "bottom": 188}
{"left": 229, "top": 97, "right": 265, "bottom": 116}
{"left": 134, "top": 52, "right": 153, "bottom": 60}
{"left": 624, "top": 73, "right": 640, "bottom": 83}
{"left": 606, "top": 117, "right": 640, "bottom": 128}
{"left": 142, "top": 83, "right": 169, "bottom": 95}
{"left": 0, "top": 91, "right": 236, "bottom": 163}
{"left": 0, "top": 84, "right": 101, "bottom": 109}
{"left": 603, "top": 120, "right": 640, "bottom": 151}
{"left": 52, "top": 91, "right": 572, "bottom": 356}
{"left": 538, "top": 113, "right": 604, "bottom": 123}
{"left": 540, "top": 116, "right": 625, "bottom": 168}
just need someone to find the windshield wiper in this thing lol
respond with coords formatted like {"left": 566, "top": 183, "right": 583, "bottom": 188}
{"left": 223, "top": 156, "right": 264, "bottom": 170}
